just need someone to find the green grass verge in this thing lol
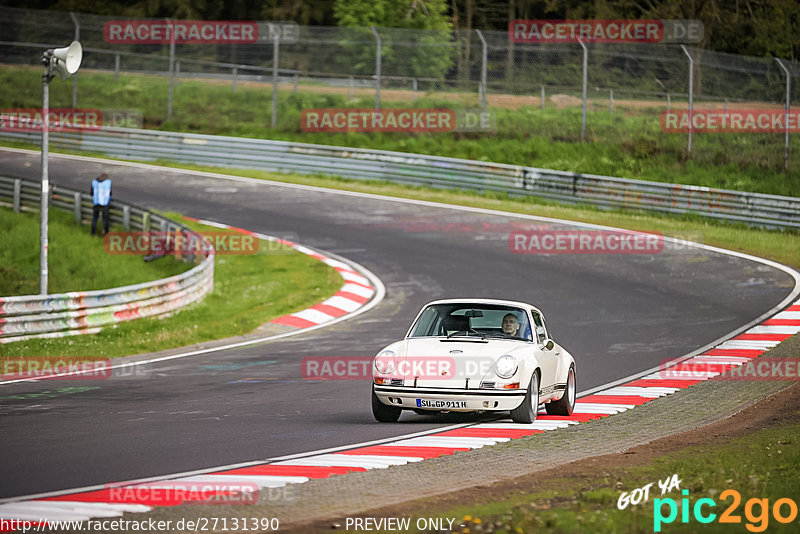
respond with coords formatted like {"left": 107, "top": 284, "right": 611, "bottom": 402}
{"left": 400, "top": 420, "right": 800, "bottom": 533}
{"left": 0, "top": 206, "right": 188, "bottom": 295}
{"left": 0, "top": 214, "right": 344, "bottom": 358}
{"left": 1, "top": 65, "right": 797, "bottom": 196}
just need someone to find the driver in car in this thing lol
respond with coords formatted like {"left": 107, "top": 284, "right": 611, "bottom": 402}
{"left": 501, "top": 313, "right": 520, "bottom": 336}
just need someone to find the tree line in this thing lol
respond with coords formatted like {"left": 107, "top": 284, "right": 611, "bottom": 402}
{"left": 1, "top": 0, "right": 797, "bottom": 60}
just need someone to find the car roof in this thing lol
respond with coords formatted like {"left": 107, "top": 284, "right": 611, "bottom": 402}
{"left": 423, "top": 298, "right": 541, "bottom": 314}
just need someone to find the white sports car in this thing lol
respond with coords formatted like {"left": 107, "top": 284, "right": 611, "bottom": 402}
{"left": 371, "top": 298, "right": 576, "bottom": 423}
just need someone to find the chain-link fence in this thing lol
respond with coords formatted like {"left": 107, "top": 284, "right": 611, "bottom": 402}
{"left": 2, "top": 6, "right": 799, "bottom": 165}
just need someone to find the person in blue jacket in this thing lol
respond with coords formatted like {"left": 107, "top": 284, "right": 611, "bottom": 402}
{"left": 90, "top": 173, "right": 112, "bottom": 235}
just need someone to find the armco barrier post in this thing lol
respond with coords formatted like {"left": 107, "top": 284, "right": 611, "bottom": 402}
{"left": 114, "top": 54, "right": 120, "bottom": 80}
{"left": 73, "top": 192, "right": 81, "bottom": 223}
{"left": 232, "top": 67, "right": 237, "bottom": 91}
{"left": 13, "top": 179, "right": 21, "bottom": 213}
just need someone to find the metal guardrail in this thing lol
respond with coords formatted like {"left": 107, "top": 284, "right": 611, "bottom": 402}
{"left": 0, "top": 175, "right": 214, "bottom": 343}
{"left": 1, "top": 127, "right": 799, "bottom": 229}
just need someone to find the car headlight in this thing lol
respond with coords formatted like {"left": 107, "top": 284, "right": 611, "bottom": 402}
{"left": 374, "top": 350, "right": 397, "bottom": 374}
{"left": 495, "top": 355, "right": 518, "bottom": 379}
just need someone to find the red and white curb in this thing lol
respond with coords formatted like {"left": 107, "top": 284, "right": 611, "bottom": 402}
{"left": 182, "top": 217, "right": 376, "bottom": 330}
{"left": 2, "top": 298, "right": 798, "bottom": 527}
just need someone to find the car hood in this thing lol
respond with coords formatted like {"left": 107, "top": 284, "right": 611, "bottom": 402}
{"left": 385, "top": 337, "right": 527, "bottom": 388}
{"left": 403, "top": 337, "right": 526, "bottom": 358}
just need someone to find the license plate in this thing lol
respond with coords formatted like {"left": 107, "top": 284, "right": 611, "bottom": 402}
{"left": 416, "top": 399, "right": 467, "bottom": 409}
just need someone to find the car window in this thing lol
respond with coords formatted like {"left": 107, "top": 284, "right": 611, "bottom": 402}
{"left": 408, "top": 303, "right": 533, "bottom": 341}
{"left": 469, "top": 309, "right": 506, "bottom": 329}
{"left": 531, "top": 310, "right": 548, "bottom": 343}
{"left": 409, "top": 306, "right": 441, "bottom": 337}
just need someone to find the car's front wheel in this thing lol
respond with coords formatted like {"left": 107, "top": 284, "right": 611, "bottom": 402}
{"left": 546, "top": 365, "right": 576, "bottom": 416}
{"left": 371, "top": 385, "right": 401, "bottom": 422}
{"left": 510, "top": 371, "right": 539, "bottom": 424}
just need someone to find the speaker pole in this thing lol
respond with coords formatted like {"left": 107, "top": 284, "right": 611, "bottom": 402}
{"left": 70, "top": 12, "right": 80, "bottom": 109}
{"left": 38, "top": 41, "right": 82, "bottom": 295}
{"left": 40, "top": 52, "right": 53, "bottom": 295}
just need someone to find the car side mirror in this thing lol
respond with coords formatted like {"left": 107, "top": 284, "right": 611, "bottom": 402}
{"left": 543, "top": 339, "right": 555, "bottom": 351}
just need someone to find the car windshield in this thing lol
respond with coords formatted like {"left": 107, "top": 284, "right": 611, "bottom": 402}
{"left": 408, "top": 303, "right": 533, "bottom": 341}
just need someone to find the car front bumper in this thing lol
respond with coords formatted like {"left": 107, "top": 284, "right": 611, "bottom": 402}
{"left": 373, "top": 384, "right": 526, "bottom": 412}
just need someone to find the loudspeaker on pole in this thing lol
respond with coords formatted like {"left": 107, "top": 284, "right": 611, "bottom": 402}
{"left": 52, "top": 41, "right": 83, "bottom": 80}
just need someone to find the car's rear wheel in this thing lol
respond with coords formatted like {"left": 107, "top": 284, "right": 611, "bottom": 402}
{"left": 371, "top": 385, "right": 401, "bottom": 422}
{"left": 546, "top": 365, "right": 576, "bottom": 416}
{"left": 510, "top": 371, "right": 539, "bottom": 424}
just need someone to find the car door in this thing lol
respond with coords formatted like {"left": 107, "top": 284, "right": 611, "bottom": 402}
{"left": 532, "top": 309, "right": 559, "bottom": 397}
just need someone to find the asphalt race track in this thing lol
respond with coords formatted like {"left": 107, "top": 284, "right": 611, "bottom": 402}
{"left": 0, "top": 149, "right": 795, "bottom": 499}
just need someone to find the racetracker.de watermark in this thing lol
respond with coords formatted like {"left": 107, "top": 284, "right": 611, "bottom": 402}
{"left": 509, "top": 19, "right": 703, "bottom": 43}
{"left": 0, "top": 108, "right": 143, "bottom": 133}
{"left": 103, "top": 20, "right": 298, "bottom": 44}
{"left": 1, "top": 357, "right": 112, "bottom": 380}
{"left": 105, "top": 20, "right": 256, "bottom": 44}
{"left": 508, "top": 229, "right": 703, "bottom": 254}
{"left": 302, "top": 356, "right": 498, "bottom": 380}
{"left": 659, "top": 358, "right": 800, "bottom": 381}
{"left": 103, "top": 231, "right": 258, "bottom": 255}
{"left": 661, "top": 109, "right": 800, "bottom": 133}
{"left": 103, "top": 481, "right": 260, "bottom": 505}
{"left": 300, "top": 108, "right": 495, "bottom": 133}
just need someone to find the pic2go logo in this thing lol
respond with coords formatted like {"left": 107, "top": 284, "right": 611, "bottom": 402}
{"left": 654, "top": 489, "right": 799, "bottom": 532}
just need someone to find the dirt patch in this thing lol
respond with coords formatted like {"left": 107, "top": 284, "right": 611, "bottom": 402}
{"left": 211, "top": 80, "right": 784, "bottom": 112}
{"left": 548, "top": 94, "right": 583, "bottom": 109}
